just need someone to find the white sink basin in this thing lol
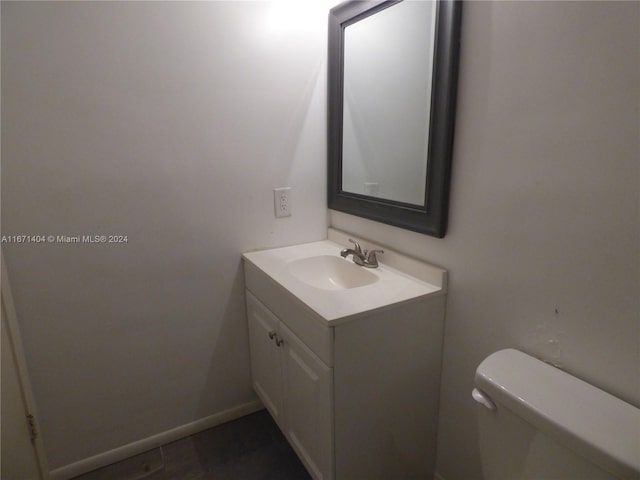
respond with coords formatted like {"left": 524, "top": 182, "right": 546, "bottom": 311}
{"left": 243, "top": 229, "right": 447, "bottom": 325}
{"left": 287, "top": 255, "right": 378, "bottom": 290}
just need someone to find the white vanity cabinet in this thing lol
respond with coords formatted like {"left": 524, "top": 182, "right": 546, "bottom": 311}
{"left": 246, "top": 292, "right": 333, "bottom": 480}
{"left": 243, "top": 230, "right": 447, "bottom": 480}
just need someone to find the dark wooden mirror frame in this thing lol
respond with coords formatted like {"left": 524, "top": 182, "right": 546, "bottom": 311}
{"left": 328, "top": 0, "right": 462, "bottom": 238}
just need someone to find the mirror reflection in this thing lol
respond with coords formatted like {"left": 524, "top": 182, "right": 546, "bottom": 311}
{"left": 341, "top": 0, "right": 437, "bottom": 205}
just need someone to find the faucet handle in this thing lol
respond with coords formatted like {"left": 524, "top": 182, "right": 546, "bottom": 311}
{"left": 365, "top": 249, "right": 384, "bottom": 266}
{"left": 347, "top": 238, "right": 363, "bottom": 254}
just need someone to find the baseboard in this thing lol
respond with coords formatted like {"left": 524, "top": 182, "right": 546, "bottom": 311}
{"left": 49, "top": 399, "right": 264, "bottom": 480}
{"left": 434, "top": 471, "right": 446, "bottom": 480}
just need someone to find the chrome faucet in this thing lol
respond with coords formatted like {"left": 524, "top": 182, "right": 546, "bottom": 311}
{"left": 340, "top": 238, "right": 366, "bottom": 264}
{"left": 340, "top": 238, "right": 384, "bottom": 268}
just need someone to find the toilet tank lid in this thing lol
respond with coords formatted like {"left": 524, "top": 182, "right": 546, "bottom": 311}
{"left": 475, "top": 349, "right": 640, "bottom": 479}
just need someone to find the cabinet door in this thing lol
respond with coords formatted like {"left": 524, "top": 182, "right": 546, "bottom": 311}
{"left": 246, "top": 292, "right": 283, "bottom": 425}
{"left": 281, "top": 323, "right": 333, "bottom": 480}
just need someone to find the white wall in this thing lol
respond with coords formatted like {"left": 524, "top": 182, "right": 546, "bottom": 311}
{"left": 331, "top": 2, "right": 639, "bottom": 479}
{"left": 2, "top": 1, "right": 328, "bottom": 472}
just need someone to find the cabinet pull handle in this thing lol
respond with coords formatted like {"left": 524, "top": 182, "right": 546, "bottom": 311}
{"left": 268, "top": 330, "right": 283, "bottom": 346}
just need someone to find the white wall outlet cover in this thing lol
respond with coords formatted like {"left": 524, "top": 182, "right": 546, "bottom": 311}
{"left": 274, "top": 187, "right": 292, "bottom": 218}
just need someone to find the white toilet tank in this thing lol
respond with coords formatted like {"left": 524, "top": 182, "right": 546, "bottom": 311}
{"left": 473, "top": 349, "right": 640, "bottom": 480}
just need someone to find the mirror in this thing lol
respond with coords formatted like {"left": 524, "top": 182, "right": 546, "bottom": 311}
{"left": 328, "top": 0, "right": 462, "bottom": 237}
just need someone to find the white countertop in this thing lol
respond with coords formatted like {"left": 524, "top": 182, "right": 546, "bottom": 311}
{"left": 243, "top": 237, "right": 445, "bottom": 324}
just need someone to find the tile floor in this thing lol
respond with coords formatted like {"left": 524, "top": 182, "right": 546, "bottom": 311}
{"left": 72, "top": 410, "right": 311, "bottom": 480}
